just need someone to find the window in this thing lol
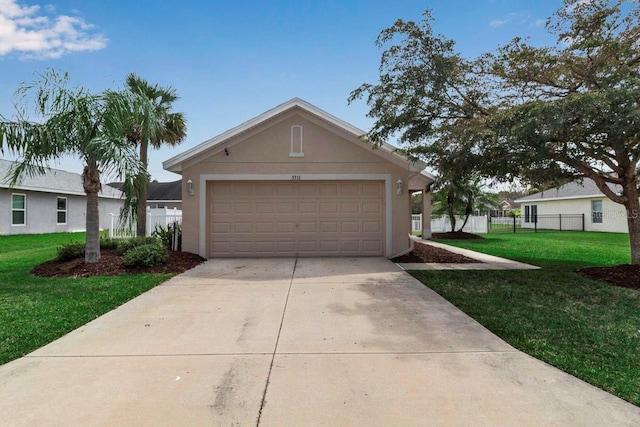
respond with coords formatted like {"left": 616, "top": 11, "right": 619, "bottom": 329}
{"left": 524, "top": 205, "right": 537, "bottom": 223}
{"left": 592, "top": 200, "right": 603, "bottom": 224}
{"left": 57, "top": 197, "right": 67, "bottom": 225}
{"left": 12, "top": 194, "right": 26, "bottom": 226}
{"left": 289, "top": 125, "right": 304, "bottom": 157}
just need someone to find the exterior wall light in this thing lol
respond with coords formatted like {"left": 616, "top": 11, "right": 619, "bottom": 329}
{"left": 187, "top": 178, "right": 195, "bottom": 196}
{"left": 396, "top": 178, "right": 403, "bottom": 195}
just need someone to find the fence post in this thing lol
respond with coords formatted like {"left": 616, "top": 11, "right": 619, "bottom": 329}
{"left": 513, "top": 214, "right": 516, "bottom": 233}
{"left": 109, "top": 213, "right": 114, "bottom": 239}
{"left": 534, "top": 216, "right": 537, "bottom": 232}
{"left": 582, "top": 213, "right": 585, "bottom": 231}
{"left": 559, "top": 213, "right": 562, "bottom": 232}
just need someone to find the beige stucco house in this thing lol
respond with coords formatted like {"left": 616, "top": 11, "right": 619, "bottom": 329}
{"left": 163, "top": 98, "right": 434, "bottom": 258}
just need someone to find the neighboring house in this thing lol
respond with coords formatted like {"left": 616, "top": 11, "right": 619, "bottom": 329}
{"left": 515, "top": 179, "right": 628, "bottom": 233}
{"left": 163, "top": 98, "right": 435, "bottom": 258}
{"left": 0, "top": 159, "right": 124, "bottom": 235}
{"left": 147, "top": 180, "right": 182, "bottom": 209}
{"left": 108, "top": 180, "right": 182, "bottom": 209}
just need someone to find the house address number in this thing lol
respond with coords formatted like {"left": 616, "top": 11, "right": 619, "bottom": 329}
{"left": 291, "top": 175, "right": 301, "bottom": 181}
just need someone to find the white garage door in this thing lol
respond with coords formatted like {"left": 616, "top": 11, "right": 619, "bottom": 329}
{"left": 208, "top": 181, "right": 384, "bottom": 257}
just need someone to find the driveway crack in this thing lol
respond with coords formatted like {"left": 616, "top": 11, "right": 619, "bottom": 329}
{"left": 256, "top": 257, "right": 297, "bottom": 426}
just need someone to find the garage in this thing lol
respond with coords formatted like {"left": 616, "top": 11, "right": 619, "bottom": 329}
{"left": 163, "top": 98, "right": 434, "bottom": 258}
{"left": 208, "top": 180, "right": 384, "bottom": 257}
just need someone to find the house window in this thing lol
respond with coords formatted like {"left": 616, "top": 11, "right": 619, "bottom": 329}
{"left": 289, "top": 125, "right": 304, "bottom": 157}
{"left": 12, "top": 194, "right": 26, "bottom": 226}
{"left": 524, "top": 205, "right": 537, "bottom": 223}
{"left": 57, "top": 197, "right": 67, "bottom": 225}
{"left": 592, "top": 200, "right": 603, "bottom": 224}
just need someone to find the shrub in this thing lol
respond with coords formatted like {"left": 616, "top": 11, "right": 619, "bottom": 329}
{"left": 56, "top": 242, "right": 86, "bottom": 261}
{"left": 99, "top": 237, "right": 120, "bottom": 250}
{"left": 123, "top": 243, "right": 169, "bottom": 267}
{"left": 116, "top": 236, "right": 160, "bottom": 255}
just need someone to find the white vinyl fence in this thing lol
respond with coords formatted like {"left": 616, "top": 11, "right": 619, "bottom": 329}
{"left": 412, "top": 214, "right": 488, "bottom": 234}
{"left": 109, "top": 207, "right": 182, "bottom": 238}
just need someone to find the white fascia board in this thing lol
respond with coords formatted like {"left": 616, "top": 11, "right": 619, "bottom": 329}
{"left": 163, "top": 98, "right": 427, "bottom": 173}
{"left": 515, "top": 194, "right": 608, "bottom": 203}
{"left": 0, "top": 184, "right": 123, "bottom": 199}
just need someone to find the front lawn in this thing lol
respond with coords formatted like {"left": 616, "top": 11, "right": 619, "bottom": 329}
{"left": 410, "top": 231, "right": 640, "bottom": 406}
{"left": 0, "top": 232, "right": 170, "bottom": 365}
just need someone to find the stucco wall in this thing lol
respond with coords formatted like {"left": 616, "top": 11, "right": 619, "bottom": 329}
{"left": 180, "top": 110, "right": 414, "bottom": 257}
{"left": 0, "top": 188, "right": 124, "bottom": 235}
{"left": 521, "top": 197, "right": 629, "bottom": 233}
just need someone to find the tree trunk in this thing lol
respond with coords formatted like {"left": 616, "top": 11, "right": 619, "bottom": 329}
{"left": 623, "top": 184, "right": 640, "bottom": 265}
{"left": 136, "top": 141, "right": 149, "bottom": 237}
{"left": 85, "top": 190, "right": 101, "bottom": 263}
{"left": 447, "top": 191, "right": 456, "bottom": 232}
{"left": 82, "top": 163, "right": 101, "bottom": 263}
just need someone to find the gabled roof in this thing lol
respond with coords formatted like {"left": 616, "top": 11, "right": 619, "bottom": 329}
{"left": 163, "top": 97, "right": 433, "bottom": 179}
{"left": 0, "top": 159, "right": 122, "bottom": 199}
{"left": 147, "top": 180, "right": 182, "bottom": 201}
{"left": 515, "top": 179, "right": 621, "bottom": 203}
{"left": 109, "top": 180, "right": 182, "bottom": 201}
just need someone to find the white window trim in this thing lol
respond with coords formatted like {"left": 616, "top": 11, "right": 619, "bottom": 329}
{"left": 11, "top": 193, "right": 26, "bottom": 227}
{"left": 591, "top": 199, "right": 603, "bottom": 224}
{"left": 57, "top": 196, "right": 68, "bottom": 225}
{"left": 289, "top": 125, "right": 304, "bottom": 157}
{"left": 198, "top": 174, "right": 392, "bottom": 258}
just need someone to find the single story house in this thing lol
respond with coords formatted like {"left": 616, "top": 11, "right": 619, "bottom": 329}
{"left": 515, "top": 179, "right": 628, "bottom": 233}
{"left": 108, "top": 180, "right": 182, "bottom": 209}
{"left": 147, "top": 180, "right": 182, "bottom": 209}
{"left": 163, "top": 98, "right": 435, "bottom": 258}
{"left": 0, "top": 159, "right": 124, "bottom": 235}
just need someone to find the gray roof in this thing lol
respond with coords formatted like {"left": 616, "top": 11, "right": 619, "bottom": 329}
{"left": 108, "top": 180, "right": 181, "bottom": 201}
{"left": 515, "top": 179, "right": 621, "bottom": 203}
{"left": 0, "top": 159, "right": 123, "bottom": 199}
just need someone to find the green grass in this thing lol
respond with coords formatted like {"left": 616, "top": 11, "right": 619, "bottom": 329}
{"left": 409, "top": 231, "right": 640, "bottom": 406}
{"left": 0, "top": 232, "right": 171, "bottom": 365}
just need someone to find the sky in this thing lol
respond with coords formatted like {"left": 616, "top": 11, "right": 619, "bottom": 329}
{"left": 0, "top": 0, "right": 563, "bottom": 182}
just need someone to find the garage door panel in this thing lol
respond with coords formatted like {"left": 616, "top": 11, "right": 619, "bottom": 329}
{"left": 255, "top": 222, "right": 276, "bottom": 233}
{"left": 233, "top": 222, "right": 252, "bottom": 233}
{"left": 299, "top": 202, "right": 317, "bottom": 213}
{"left": 209, "top": 181, "right": 384, "bottom": 257}
{"left": 341, "top": 202, "right": 360, "bottom": 214}
{"left": 362, "top": 221, "right": 381, "bottom": 233}
{"left": 341, "top": 222, "right": 360, "bottom": 233}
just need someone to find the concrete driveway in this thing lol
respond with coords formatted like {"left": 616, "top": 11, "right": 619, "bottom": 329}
{"left": 0, "top": 258, "right": 638, "bottom": 426}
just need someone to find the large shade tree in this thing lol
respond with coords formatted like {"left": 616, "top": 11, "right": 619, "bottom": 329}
{"left": 124, "top": 74, "right": 186, "bottom": 237}
{"left": 350, "top": 0, "right": 640, "bottom": 264}
{"left": 0, "top": 71, "right": 146, "bottom": 263}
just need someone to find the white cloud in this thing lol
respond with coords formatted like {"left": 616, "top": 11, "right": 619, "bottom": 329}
{"left": 0, "top": 0, "right": 107, "bottom": 59}
{"left": 490, "top": 19, "right": 509, "bottom": 28}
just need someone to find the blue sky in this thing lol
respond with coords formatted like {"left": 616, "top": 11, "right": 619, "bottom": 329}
{"left": 0, "top": 0, "right": 562, "bottom": 182}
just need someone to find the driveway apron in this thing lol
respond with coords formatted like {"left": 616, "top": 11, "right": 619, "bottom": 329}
{"left": 0, "top": 258, "right": 638, "bottom": 426}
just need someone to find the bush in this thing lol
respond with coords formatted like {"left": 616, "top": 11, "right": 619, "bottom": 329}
{"left": 56, "top": 242, "right": 86, "bottom": 261}
{"left": 116, "top": 237, "right": 160, "bottom": 255}
{"left": 123, "top": 243, "right": 169, "bottom": 267}
{"left": 99, "top": 237, "right": 120, "bottom": 250}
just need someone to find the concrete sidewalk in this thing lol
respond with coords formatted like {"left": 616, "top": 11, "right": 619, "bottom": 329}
{"left": 396, "top": 238, "right": 540, "bottom": 270}
{"left": 0, "top": 258, "right": 638, "bottom": 426}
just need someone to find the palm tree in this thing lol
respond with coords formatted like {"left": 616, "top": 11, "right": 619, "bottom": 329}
{"left": 124, "top": 74, "right": 186, "bottom": 237}
{"left": 432, "top": 176, "right": 500, "bottom": 232}
{"left": 0, "top": 70, "right": 146, "bottom": 263}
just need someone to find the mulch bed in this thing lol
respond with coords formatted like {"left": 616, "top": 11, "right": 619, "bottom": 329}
{"left": 32, "top": 249, "right": 206, "bottom": 278}
{"left": 432, "top": 232, "right": 484, "bottom": 240}
{"left": 576, "top": 264, "right": 640, "bottom": 290}
{"left": 390, "top": 241, "right": 478, "bottom": 264}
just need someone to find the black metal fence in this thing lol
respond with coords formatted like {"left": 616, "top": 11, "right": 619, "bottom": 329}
{"left": 488, "top": 214, "right": 585, "bottom": 233}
